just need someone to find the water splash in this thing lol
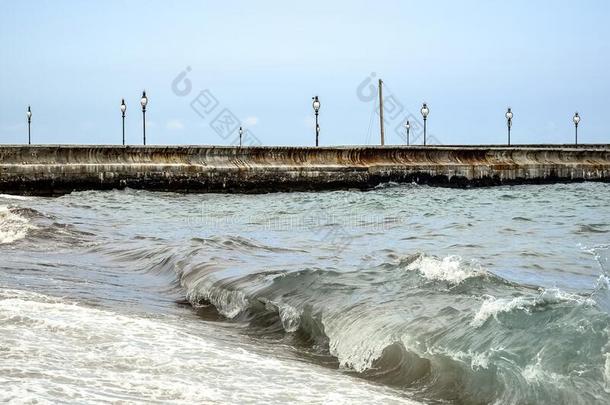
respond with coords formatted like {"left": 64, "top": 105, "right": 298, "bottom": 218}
{"left": 0, "top": 205, "right": 36, "bottom": 244}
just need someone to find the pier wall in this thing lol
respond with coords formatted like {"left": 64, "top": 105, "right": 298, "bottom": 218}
{"left": 0, "top": 145, "right": 609, "bottom": 195}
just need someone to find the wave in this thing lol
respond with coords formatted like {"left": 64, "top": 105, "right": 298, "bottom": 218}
{"left": 403, "top": 254, "right": 486, "bottom": 284}
{"left": 576, "top": 224, "right": 609, "bottom": 234}
{"left": 118, "top": 238, "right": 608, "bottom": 405}
{"left": 0, "top": 194, "right": 35, "bottom": 201}
{"left": 80, "top": 231, "right": 610, "bottom": 404}
{"left": 0, "top": 203, "right": 97, "bottom": 248}
{"left": 0, "top": 205, "right": 37, "bottom": 244}
{"left": 373, "top": 181, "right": 403, "bottom": 189}
{"left": 1, "top": 288, "right": 415, "bottom": 404}
{"left": 471, "top": 288, "right": 595, "bottom": 328}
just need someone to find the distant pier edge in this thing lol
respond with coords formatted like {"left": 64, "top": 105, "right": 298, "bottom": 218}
{"left": 0, "top": 145, "right": 609, "bottom": 196}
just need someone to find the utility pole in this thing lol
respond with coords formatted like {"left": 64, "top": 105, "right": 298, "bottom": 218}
{"left": 378, "top": 79, "right": 385, "bottom": 146}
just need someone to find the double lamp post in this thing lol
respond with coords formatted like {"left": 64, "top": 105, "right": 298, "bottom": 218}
{"left": 117, "top": 91, "right": 148, "bottom": 145}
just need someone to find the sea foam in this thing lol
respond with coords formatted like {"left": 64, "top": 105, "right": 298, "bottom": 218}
{"left": 0, "top": 288, "right": 417, "bottom": 404}
{"left": 471, "top": 288, "right": 595, "bottom": 328}
{"left": 0, "top": 205, "right": 36, "bottom": 244}
{"left": 0, "top": 194, "right": 34, "bottom": 201}
{"left": 405, "top": 254, "right": 485, "bottom": 284}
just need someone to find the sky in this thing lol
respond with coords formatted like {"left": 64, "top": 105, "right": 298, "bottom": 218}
{"left": 1, "top": 0, "right": 609, "bottom": 146}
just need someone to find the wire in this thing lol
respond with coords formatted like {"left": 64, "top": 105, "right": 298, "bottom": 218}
{"left": 365, "top": 95, "right": 376, "bottom": 145}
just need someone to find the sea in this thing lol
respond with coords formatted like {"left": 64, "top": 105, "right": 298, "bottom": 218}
{"left": 0, "top": 182, "right": 609, "bottom": 404}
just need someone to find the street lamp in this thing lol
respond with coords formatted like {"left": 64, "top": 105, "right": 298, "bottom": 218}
{"left": 420, "top": 103, "right": 429, "bottom": 145}
{"left": 312, "top": 96, "right": 320, "bottom": 146}
{"left": 140, "top": 91, "right": 148, "bottom": 145}
{"left": 505, "top": 107, "right": 513, "bottom": 146}
{"left": 405, "top": 120, "right": 411, "bottom": 146}
{"left": 573, "top": 112, "right": 580, "bottom": 145}
{"left": 239, "top": 126, "right": 243, "bottom": 147}
{"left": 26, "top": 106, "right": 32, "bottom": 145}
{"left": 120, "top": 99, "right": 126, "bottom": 145}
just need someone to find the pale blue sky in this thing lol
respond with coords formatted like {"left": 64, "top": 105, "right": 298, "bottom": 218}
{"left": 1, "top": 0, "right": 608, "bottom": 146}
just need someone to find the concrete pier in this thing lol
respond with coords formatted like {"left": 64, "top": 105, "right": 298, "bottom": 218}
{"left": 0, "top": 145, "right": 609, "bottom": 196}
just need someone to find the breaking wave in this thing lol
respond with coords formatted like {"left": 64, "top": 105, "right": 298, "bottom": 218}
{"left": 0, "top": 288, "right": 413, "bottom": 404}
{"left": 107, "top": 235, "right": 610, "bottom": 404}
{"left": 404, "top": 254, "right": 486, "bottom": 284}
{"left": 0, "top": 205, "right": 36, "bottom": 244}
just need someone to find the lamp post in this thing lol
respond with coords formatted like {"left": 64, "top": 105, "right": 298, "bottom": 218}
{"left": 505, "top": 107, "right": 513, "bottom": 146}
{"left": 405, "top": 120, "right": 411, "bottom": 146}
{"left": 120, "top": 99, "right": 126, "bottom": 145}
{"left": 239, "top": 126, "right": 243, "bottom": 147}
{"left": 26, "top": 106, "right": 32, "bottom": 145}
{"left": 140, "top": 91, "right": 148, "bottom": 145}
{"left": 573, "top": 112, "right": 580, "bottom": 145}
{"left": 420, "top": 103, "right": 429, "bottom": 145}
{"left": 312, "top": 96, "right": 320, "bottom": 146}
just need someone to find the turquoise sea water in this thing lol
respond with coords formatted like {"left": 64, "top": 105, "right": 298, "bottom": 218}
{"left": 1, "top": 183, "right": 609, "bottom": 404}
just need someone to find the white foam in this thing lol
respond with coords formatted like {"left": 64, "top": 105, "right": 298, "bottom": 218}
{"left": 277, "top": 303, "right": 301, "bottom": 332}
{"left": 0, "top": 205, "right": 36, "bottom": 244}
{"left": 405, "top": 255, "right": 485, "bottom": 284}
{"left": 0, "top": 194, "right": 34, "bottom": 201}
{"left": 522, "top": 362, "right": 564, "bottom": 385}
{"left": 0, "top": 289, "right": 419, "bottom": 404}
{"left": 537, "top": 288, "right": 595, "bottom": 306}
{"left": 579, "top": 243, "right": 609, "bottom": 275}
{"left": 426, "top": 347, "right": 491, "bottom": 371}
{"left": 471, "top": 289, "right": 594, "bottom": 328}
{"left": 604, "top": 353, "right": 610, "bottom": 393}
{"left": 521, "top": 352, "right": 567, "bottom": 388}
{"left": 471, "top": 295, "right": 531, "bottom": 327}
